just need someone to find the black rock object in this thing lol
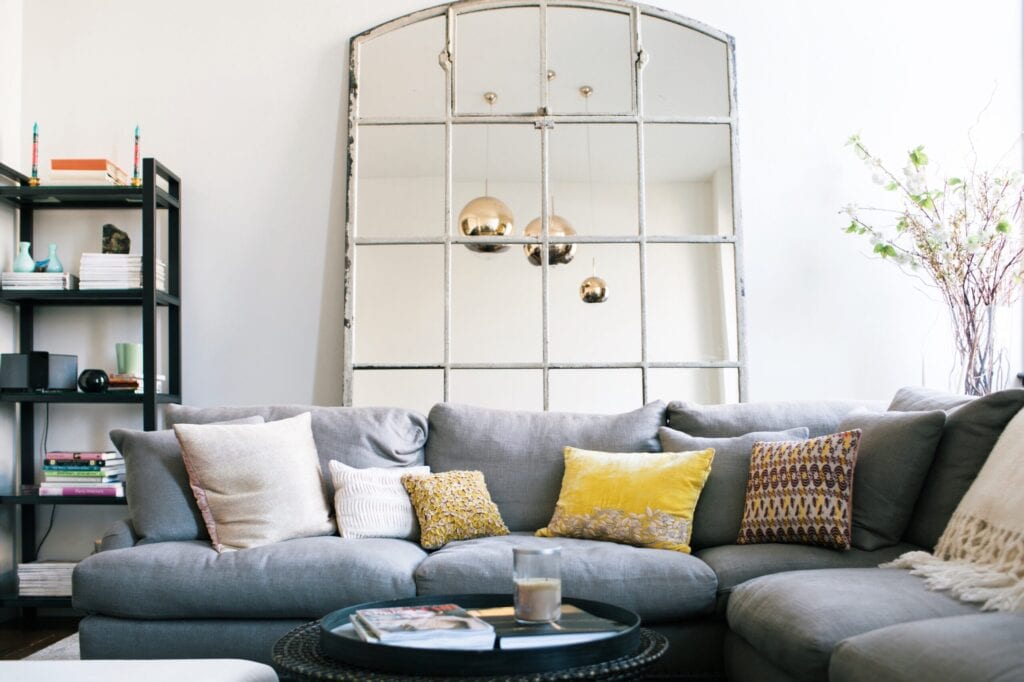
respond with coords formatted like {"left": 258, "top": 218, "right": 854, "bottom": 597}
{"left": 102, "top": 224, "right": 131, "bottom": 254}
{"left": 78, "top": 368, "right": 109, "bottom": 393}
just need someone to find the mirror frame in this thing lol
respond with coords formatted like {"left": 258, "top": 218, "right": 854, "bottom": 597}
{"left": 343, "top": 0, "right": 747, "bottom": 408}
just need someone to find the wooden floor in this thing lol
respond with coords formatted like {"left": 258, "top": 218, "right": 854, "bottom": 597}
{"left": 0, "top": 616, "right": 80, "bottom": 660}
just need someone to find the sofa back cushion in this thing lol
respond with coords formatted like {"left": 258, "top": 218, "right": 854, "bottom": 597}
{"left": 889, "top": 387, "right": 1024, "bottom": 549}
{"left": 658, "top": 427, "right": 810, "bottom": 550}
{"left": 424, "top": 402, "right": 667, "bottom": 531}
{"left": 667, "top": 399, "right": 883, "bottom": 438}
{"left": 165, "top": 404, "right": 428, "bottom": 500}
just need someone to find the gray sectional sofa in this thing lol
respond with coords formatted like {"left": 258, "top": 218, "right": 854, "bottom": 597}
{"left": 72, "top": 387, "right": 1024, "bottom": 681}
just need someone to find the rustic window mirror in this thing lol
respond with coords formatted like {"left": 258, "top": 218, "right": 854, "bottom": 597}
{"left": 345, "top": 0, "right": 746, "bottom": 413}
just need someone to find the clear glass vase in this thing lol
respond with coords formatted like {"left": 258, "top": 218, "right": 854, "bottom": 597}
{"left": 954, "top": 304, "right": 1011, "bottom": 396}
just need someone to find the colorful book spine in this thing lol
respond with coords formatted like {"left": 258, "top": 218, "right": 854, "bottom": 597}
{"left": 43, "top": 458, "right": 123, "bottom": 471}
{"left": 43, "top": 467, "right": 124, "bottom": 476}
{"left": 45, "top": 458, "right": 120, "bottom": 467}
{"left": 43, "top": 476, "right": 124, "bottom": 483}
{"left": 38, "top": 485, "right": 124, "bottom": 497}
{"left": 46, "top": 451, "right": 119, "bottom": 459}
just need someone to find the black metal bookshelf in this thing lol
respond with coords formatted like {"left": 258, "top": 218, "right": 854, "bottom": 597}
{"left": 0, "top": 158, "right": 182, "bottom": 613}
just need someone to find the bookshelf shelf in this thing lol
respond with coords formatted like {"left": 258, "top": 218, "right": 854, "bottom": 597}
{"left": 0, "top": 289, "right": 179, "bottom": 306}
{"left": 1, "top": 493, "right": 127, "bottom": 506}
{"left": 0, "top": 158, "right": 181, "bottom": 615}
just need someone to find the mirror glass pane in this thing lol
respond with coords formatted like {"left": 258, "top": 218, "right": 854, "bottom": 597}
{"left": 547, "top": 8, "right": 632, "bottom": 114}
{"left": 647, "top": 368, "right": 739, "bottom": 405}
{"left": 646, "top": 244, "right": 738, "bottom": 362}
{"left": 353, "top": 370, "right": 443, "bottom": 414}
{"left": 550, "top": 123, "right": 638, "bottom": 237}
{"left": 549, "top": 369, "right": 642, "bottom": 413}
{"left": 451, "top": 370, "right": 543, "bottom": 410}
{"left": 641, "top": 15, "right": 730, "bottom": 117}
{"left": 353, "top": 245, "right": 444, "bottom": 364}
{"left": 456, "top": 8, "right": 540, "bottom": 115}
{"left": 549, "top": 244, "right": 640, "bottom": 363}
{"left": 356, "top": 125, "right": 445, "bottom": 238}
{"left": 358, "top": 17, "right": 446, "bottom": 119}
{"left": 453, "top": 124, "right": 540, "bottom": 242}
{"left": 644, "top": 124, "right": 732, "bottom": 236}
{"left": 451, "top": 246, "right": 542, "bottom": 363}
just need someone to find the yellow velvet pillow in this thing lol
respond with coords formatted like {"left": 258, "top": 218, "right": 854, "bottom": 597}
{"left": 402, "top": 470, "right": 510, "bottom": 550}
{"left": 536, "top": 446, "right": 715, "bottom": 553}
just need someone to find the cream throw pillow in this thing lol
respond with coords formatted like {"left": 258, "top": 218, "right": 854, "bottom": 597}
{"left": 328, "top": 460, "right": 429, "bottom": 539}
{"left": 174, "top": 412, "right": 334, "bottom": 552}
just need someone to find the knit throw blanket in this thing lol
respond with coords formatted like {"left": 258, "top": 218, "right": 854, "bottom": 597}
{"left": 883, "top": 406, "right": 1024, "bottom": 612}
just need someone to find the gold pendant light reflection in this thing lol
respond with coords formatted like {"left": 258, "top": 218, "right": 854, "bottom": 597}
{"left": 458, "top": 92, "right": 513, "bottom": 252}
{"left": 581, "top": 258, "right": 608, "bottom": 303}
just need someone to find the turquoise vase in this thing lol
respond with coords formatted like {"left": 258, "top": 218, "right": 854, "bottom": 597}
{"left": 45, "top": 244, "right": 63, "bottom": 273}
{"left": 13, "top": 242, "right": 34, "bottom": 273}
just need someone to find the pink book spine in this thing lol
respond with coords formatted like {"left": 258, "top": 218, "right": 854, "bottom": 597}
{"left": 39, "top": 486, "right": 123, "bottom": 497}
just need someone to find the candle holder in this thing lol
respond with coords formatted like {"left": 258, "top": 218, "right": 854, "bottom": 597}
{"left": 513, "top": 546, "right": 561, "bottom": 624}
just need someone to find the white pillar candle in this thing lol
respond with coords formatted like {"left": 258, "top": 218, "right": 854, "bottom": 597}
{"left": 514, "top": 577, "right": 561, "bottom": 623}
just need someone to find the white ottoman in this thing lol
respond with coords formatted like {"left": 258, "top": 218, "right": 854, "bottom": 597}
{"left": 0, "top": 659, "right": 278, "bottom": 681}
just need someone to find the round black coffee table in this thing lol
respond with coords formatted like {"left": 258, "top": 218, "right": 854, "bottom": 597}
{"left": 273, "top": 622, "right": 667, "bottom": 681}
{"left": 272, "top": 595, "right": 668, "bottom": 682}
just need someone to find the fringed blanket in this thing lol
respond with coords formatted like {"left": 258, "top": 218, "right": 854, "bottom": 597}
{"left": 883, "top": 406, "right": 1024, "bottom": 612}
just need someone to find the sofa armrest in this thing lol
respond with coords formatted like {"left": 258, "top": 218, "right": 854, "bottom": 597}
{"left": 96, "top": 517, "right": 139, "bottom": 552}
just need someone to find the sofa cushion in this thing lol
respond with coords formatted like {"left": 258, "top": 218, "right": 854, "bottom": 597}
{"left": 110, "top": 416, "right": 265, "bottom": 544}
{"left": 536, "top": 446, "right": 714, "bottom": 554}
{"left": 165, "top": 404, "right": 428, "bottom": 498}
{"left": 424, "top": 402, "right": 666, "bottom": 531}
{"left": 72, "top": 536, "right": 426, "bottom": 619}
{"left": 175, "top": 414, "right": 335, "bottom": 552}
{"left": 414, "top": 534, "right": 717, "bottom": 624}
{"left": 889, "top": 388, "right": 1024, "bottom": 549}
{"left": 696, "top": 542, "right": 920, "bottom": 617}
{"left": 657, "top": 427, "right": 810, "bottom": 550}
{"left": 829, "top": 613, "right": 1024, "bottom": 682}
{"left": 726, "top": 568, "right": 980, "bottom": 682}
{"left": 667, "top": 399, "right": 882, "bottom": 439}
{"left": 836, "top": 409, "right": 946, "bottom": 550}
{"left": 888, "top": 385, "right": 973, "bottom": 412}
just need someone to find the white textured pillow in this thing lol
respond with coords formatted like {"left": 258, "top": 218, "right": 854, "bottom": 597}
{"left": 328, "top": 460, "right": 429, "bottom": 539}
{"left": 174, "top": 412, "right": 334, "bottom": 552}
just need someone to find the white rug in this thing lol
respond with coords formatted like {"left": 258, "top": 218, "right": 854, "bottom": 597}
{"left": 23, "top": 633, "right": 80, "bottom": 660}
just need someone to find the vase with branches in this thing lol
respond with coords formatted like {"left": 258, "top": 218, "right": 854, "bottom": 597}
{"left": 842, "top": 135, "right": 1024, "bottom": 396}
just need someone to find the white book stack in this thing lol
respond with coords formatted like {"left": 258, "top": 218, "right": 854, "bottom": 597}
{"left": 1, "top": 272, "right": 79, "bottom": 291}
{"left": 79, "top": 253, "right": 167, "bottom": 291}
{"left": 17, "top": 561, "right": 76, "bottom": 596}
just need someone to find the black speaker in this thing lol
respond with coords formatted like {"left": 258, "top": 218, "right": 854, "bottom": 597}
{"left": 0, "top": 352, "right": 78, "bottom": 391}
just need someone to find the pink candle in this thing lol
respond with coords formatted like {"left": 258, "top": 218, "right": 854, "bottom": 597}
{"left": 30, "top": 122, "right": 39, "bottom": 185}
{"left": 131, "top": 125, "right": 141, "bottom": 187}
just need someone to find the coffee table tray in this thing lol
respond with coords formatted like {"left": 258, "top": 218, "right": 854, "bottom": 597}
{"left": 319, "top": 594, "right": 641, "bottom": 676}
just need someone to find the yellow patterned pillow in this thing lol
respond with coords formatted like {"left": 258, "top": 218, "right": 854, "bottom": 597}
{"left": 402, "top": 470, "right": 510, "bottom": 550}
{"left": 737, "top": 430, "right": 861, "bottom": 550}
{"left": 536, "top": 446, "right": 715, "bottom": 554}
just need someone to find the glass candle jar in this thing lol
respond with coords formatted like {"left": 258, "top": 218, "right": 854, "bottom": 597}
{"left": 513, "top": 546, "right": 561, "bottom": 624}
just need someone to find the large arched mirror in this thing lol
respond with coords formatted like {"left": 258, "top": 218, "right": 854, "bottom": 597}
{"left": 344, "top": 0, "right": 746, "bottom": 413}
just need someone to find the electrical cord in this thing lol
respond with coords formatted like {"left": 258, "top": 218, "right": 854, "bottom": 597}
{"left": 35, "top": 403, "right": 57, "bottom": 556}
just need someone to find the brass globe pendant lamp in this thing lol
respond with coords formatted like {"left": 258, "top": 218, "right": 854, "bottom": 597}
{"left": 580, "top": 258, "right": 608, "bottom": 303}
{"left": 523, "top": 213, "right": 578, "bottom": 266}
{"left": 458, "top": 92, "right": 513, "bottom": 252}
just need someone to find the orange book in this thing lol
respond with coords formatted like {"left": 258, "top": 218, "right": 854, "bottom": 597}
{"left": 51, "top": 158, "right": 119, "bottom": 172}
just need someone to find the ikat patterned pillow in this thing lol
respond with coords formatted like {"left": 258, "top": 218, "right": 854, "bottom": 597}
{"left": 737, "top": 430, "right": 861, "bottom": 550}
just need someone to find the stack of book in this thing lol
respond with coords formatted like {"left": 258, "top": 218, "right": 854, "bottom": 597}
{"left": 17, "top": 561, "right": 76, "bottom": 596}
{"left": 79, "top": 253, "right": 167, "bottom": 291}
{"left": 1, "top": 272, "right": 79, "bottom": 291}
{"left": 39, "top": 451, "right": 125, "bottom": 497}
{"left": 48, "top": 158, "right": 129, "bottom": 186}
{"left": 349, "top": 604, "right": 496, "bottom": 650}
{"left": 108, "top": 372, "right": 165, "bottom": 394}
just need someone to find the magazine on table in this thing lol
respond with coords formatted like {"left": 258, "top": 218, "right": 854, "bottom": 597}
{"left": 344, "top": 603, "right": 496, "bottom": 650}
{"left": 468, "top": 604, "right": 627, "bottom": 649}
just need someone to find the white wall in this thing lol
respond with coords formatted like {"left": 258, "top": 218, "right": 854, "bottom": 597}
{"left": 10, "top": 0, "right": 1024, "bottom": 561}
